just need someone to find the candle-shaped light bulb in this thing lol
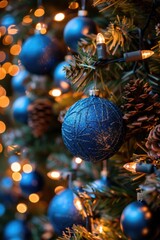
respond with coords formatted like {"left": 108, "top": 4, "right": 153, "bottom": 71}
{"left": 141, "top": 50, "right": 154, "bottom": 59}
{"left": 124, "top": 162, "right": 156, "bottom": 174}
{"left": 96, "top": 33, "right": 107, "bottom": 60}
{"left": 123, "top": 162, "right": 137, "bottom": 173}
{"left": 96, "top": 33, "right": 105, "bottom": 44}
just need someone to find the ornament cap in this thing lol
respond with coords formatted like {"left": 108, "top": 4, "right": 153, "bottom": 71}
{"left": 89, "top": 89, "right": 100, "bottom": 96}
{"left": 78, "top": 10, "right": 88, "bottom": 16}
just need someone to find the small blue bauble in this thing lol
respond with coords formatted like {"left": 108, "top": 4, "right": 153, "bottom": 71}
{"left": 20, "top": 33, "right": 62, "bottom": 75}
{"left": 92, "top": 176, "right": 110, "bottom": 192}
{"left": 48, "top": 188, "right": 86, "bottom": 235}
{"left": 3, "top": 219, "right": 31, "bottom": 240}
{"left": 62, "top": 96, "right": 125, "bottom": 162}
{"left": 1, "top": 14, "right": 16, "bottom": 28}
{"left": 20, "top": 170, "right": 44, "bottom": 195}
{"left": 12, "top": 96, "right": 32, "bottom": 124}
{"left": 11, "top": 69, "right": 30, "bottom": 94}
{"left": 53, "top": 61, "right": 71, "bottom": 93}
{"left": 64, "top": 15, "right": 98, "bottom": 52}
{"left": 120, "top": 201, "right": 155, "bottom": 240}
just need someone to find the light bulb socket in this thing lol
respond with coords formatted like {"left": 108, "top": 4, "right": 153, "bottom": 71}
{"left": 123, "top": 50, "right": 143, "bottom": 62}
{"left": 136, "top": 163, "right": 156, "bottom": 174}
{"left": 89, "top": 89, "right": 100, "bottom": 96}
{"left": 97, "top": 43, "right": 107, "bottom": 60}
{"left": 78, "top": 10, "right": 88, "bottom": 16}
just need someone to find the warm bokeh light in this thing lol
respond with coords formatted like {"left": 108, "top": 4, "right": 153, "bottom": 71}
{"left": 0, "top": 67, "right": 6, "bottom": 80}
{"left": 0, "top": 121, "right": 6, "bottom": 133}
{"left": 22, "top": 15, "right": 33, "bottom": 25}
{"left": 54, "top": 186, "right": 65, "bottom": 195}
{"left": 74, "top": 157, "right": 83, "bottom": 164}
{"left": 34, "top": 7, "right": 45, "bottom": 17}
{"left": 23, "top": 164, "right": 33, "bottom": 173}
{"left": 35, "top": 22, "right": 47, "bottom": 34}
{"left": 0, "top": 95, "right": 10, "bottom": 108}
{"left": 3, "top": 34, "right": 13, "bottom": 45}
{"left": 0, "top": 0, "right": 8, "bottom": 8}
{"left": 12, "top": 172, "right": 22, "bottom": 181}
{"left": 11, "top": 162, "right": 21, "bottom": 172}
{"left": 29, "top": 193, "right": 40, "bottom": 203}
{"left": 49, "top": 88, "right": 62, "bottom": 97}
{"left": 0, "top": 86, "right": 6, "bottom": 96}
{"left": 10, "top": 44, "right": 21, "bottom": 56}
{"left": 0, "top": 144, "right": 3, "bottom": 153}
{"left": 16, "top": 203, "right": 27, "bottom": 213}
{"left": 8, "top": 25, "right": 18, "bottom": 35}
{"left": 8, "top": 64, "right": 19, "bottom": 76}
{"left": 0, "top": 51, "right": 6, "bottom": 63}
{"left": 2, "top": 62, "right": 12, "bottom": 73}
{"left": 69, "top": 2, "right": 79, "bottom": 9}
{"left": 0, "top": 26, "right": 6, "bottom": 36}
{"left": 54, "top": 13, "right": 65, "bottom": 22}
{"left": 47, "top": 170, "right": 61, "bottom": 180}
{"left": 74, "top": 197, "right": 83, "bottom": 211}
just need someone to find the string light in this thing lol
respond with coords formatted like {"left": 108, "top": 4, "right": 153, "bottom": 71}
{"left": 74, "top": 197, "right": 83, "bottom": 211}
{"left": 47, "top": 170, "right": 61, "bottom": 180}
{"left": 74, "top": 157, "right": 83, "bottom": 164}
{"left": 96, "top": 33, "right": 107, "bottom": 60}
{"left": 123, "top": 162, "right": 156, "bottom": 174}
{"left": 49, "top": 88, "right": 62, "bottom": 97}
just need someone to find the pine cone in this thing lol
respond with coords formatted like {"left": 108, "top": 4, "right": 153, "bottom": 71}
{"left": 145, "top": 124, "right": 160, "bottom": 159}
{"left": 121, "top": 78, "right": 160, "bottom": 138}
{"left": 28, "top": 98, "right": 53, "bottom": 138}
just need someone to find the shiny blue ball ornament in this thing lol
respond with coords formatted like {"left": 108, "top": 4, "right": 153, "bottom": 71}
{"left": 48, "top": 188, "right": 86, "bottom": 235}
{"left": 20, "top": 33, "right": 61, "bottom": 75}
{"left": 11, "top": 69, "right": 30, "bottom": 94}
{"left": 3, "top": 219, "right": 31, "bottom": 240}
{"left": 120, "top": 201, "right": 155, "bottom": 240}
{"left": 53, "top": 60, "right": 71, "bottom": 93}
{"left": 64, "top": 11, "right": 98, "bottom": 52}
{"left": 20, "top": 170, "right": 44, "bottom": 195}
{"left": 1, "top": 14, "right": 16, "bottom": 28}
{"left": 62, "top": 96, "right": 125, "bottom": 162}
{"left": 12, "top": 96, "right": 32, "bottom": 124}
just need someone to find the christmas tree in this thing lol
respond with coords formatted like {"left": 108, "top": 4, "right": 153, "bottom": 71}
{"left": 0, "top": 0, "right": 160, "bottom": 239}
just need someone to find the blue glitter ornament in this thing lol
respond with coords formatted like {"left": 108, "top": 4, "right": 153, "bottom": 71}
{"left": 120, "top": 201, "right": 156, "bottom": 240}
{"left": 12, "top": 96, "right": 32, "bottom": 124}
{"left": 48, "top": 188, "right": 86, "bottom": 235}
{"left": 64, "top": 10, "right": 98, "bottom": 52}
{"left": 53, "top": 60, "right": 71, "bottom": 93}
{"left": 20, "top": 33, "right": 62, "bottom": 75}
{"left": 20, "top": 170, "right": 44, "bottom": 195}
{"left": 11, "top": 69, "right": 30, "bottom": 94}
{"left": 62, "top": 96, "right": 125, "bottom": 162}
{"left": 3, "top": 219, "right": 31, "bottom": 240}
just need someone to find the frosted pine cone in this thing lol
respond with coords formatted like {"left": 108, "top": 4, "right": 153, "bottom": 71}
{"left": 121, "top": 78, "right": 160, "bottom": 138}
{"left": 28, "top": 98, "right": 53, "bottom": 138}
{"left": 145, "top": 124, "right": 160, "bottom": 159}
